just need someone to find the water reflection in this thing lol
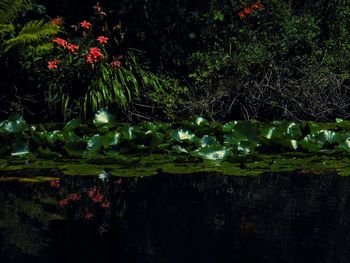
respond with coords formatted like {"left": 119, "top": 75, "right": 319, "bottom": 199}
{"left": 0, "top": 171, "right": 350, "bottom": 263}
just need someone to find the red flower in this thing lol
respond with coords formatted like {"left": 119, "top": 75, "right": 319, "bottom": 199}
{"left": 86, "top": 47, "right": 103, "bottom": 64}
{"left": 48, "top": 60, "right": 59, "bottom": 69}
{"left": 50, "top": 179, "right": 60, "bottom": 188}
{"left": 80, "top": 20, "right": 92, "bottom": 29}
{"left": 67, "top": 43, "right": 79, "bottom": 53}
{"left": 51, "top": 16, "right": 63, "bottom": 26}
{"left": 53, "top": 37, "right": 68, "bottom": 48}
{"left": 90, "top": 47, "right": 102, "bottom": 57}
{"left": 86, "top": 54, "right": 95, "bottom": 64}
{"left": 97, "top": 36, "right": 109, "bottom": 44}
{"left": 111, "top": 60, "right": 122, "bottom": 69}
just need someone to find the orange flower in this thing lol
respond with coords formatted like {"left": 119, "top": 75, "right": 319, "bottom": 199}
{"left": 97, "top": 36, "right": 109, "bottom": 44}
{"left": 48, "top": 60, "right": 59, "bottom": 69}
{"left": 238, "top": 11, "right": 246, "bottom": 19}
{"left": 244, "top": 7, "right": 253, "bottom": 15}
{"left": 251, "top": 2, "right": 264, "bottom": 9}
{"left": 53, "top": 37, "right": 68, "bottom": 48}
{"left": 80, "top": 20, "right": 92, "bottom": 29}
{"left": 51, "top": 16, "right": 63, "bottom": 26}
{"left": 67, "top": 43, "right": 79, "bottom": 53}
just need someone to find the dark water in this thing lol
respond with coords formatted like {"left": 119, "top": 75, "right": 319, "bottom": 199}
{"left": 1, "top": 171, "right": 350, "bottom": 263}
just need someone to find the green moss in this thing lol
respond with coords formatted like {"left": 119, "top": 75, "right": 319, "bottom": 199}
{"left": 1, "top": 153, "right": 350, "bottom": 179}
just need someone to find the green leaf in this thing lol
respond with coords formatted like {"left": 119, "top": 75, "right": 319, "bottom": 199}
{"left": 213, "top": 10, "right": 224, "bottom": 21}
{"left": 280, "top": 140, "right": 298, "bottom": 150}
{"left": 338, "top": 137, "right": 350, "bottom": 152}
{"left": 121, "top": 125, "right": 136, "bottom": 141}
{"left": 193, "top": 116, "right": 209, "bottom": 126}
{"left": 64, "top": 142, "right": 85, "bottom": 157}
{"left": 232, "top": 121, "right": 260, "bottom": 141}
{"left": 199, "top": 135, "right": 220, "bottom": 148}
{"left": 236, "top": 140, "right": 258, "bottom": 155}
{"left": 86, "top": 134, "right": 103, "bottom": 152}
{"left": 63, "top": 130, "right": 81, "bottom": 143}
{"left": 316, "top": 130, "right": 341, "bottom": 145}
{"left": 222, "top": 121, "right": 238, "bottom": 133}
{"left": 299, "top": 134, "right": 324, "bottom": 152}
{"left": 101, "top": 132, "right": 121, "bottom": 149}
{"left": 171, "top": 129, "right": 197, "bottom": 143}
{"left": 194, "top": 145, "right": 231, "bottom": 161}
{"left": 150, "top": 132, "right": 164, "bottom": 148}
{"left": 0, "top": 115, "right": 27, "bottom": 133}
{"left": 64, "top": 118, "right": 80, "bottom": 131}
{"left": 286, "top": 122, "right": 302, "bottom": 139}
{"left": 93, "top": 109, "right": 113, "bottom": 127}
{"left": 305, "top": 122, "right": 322, "bottom": 135}
{"left": 172, "top": 145, "right": 188, "bottom": 154}
{"left": 11, "top": 143, "right": 29, "bottom": 156}
{"left": 260, "top": 127, "right": 282, "bottom": 140}
{"left": 335, "top": 118, "right": 350, "bottom": 129}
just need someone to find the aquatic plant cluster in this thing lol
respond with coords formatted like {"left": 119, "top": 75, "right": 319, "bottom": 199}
{"left": 2, "top": 109, "right": 350, "bottom": 162}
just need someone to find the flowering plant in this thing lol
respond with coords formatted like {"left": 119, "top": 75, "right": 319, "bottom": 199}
{"left": 45, "top": 3, "right": 162, "bottom": 120}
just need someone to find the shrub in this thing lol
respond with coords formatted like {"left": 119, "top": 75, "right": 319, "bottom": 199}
{"left": 42, "top": 3, "right": 164, "bottom": 120}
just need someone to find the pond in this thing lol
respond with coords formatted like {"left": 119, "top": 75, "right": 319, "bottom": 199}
{"left": 1, "top": 168, "right": 350, "bottom": 263}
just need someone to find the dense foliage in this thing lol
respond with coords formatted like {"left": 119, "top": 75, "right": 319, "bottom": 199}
{"left": 1, "top": 0, "right": 350, "bottom": 121}
{"left": 3, "top": 110, "right": 350, "bottom": 164}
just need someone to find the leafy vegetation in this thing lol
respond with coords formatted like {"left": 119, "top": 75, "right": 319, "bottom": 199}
{"left": 43, "top": 5, "right": 165, "bottom": 120}
{"left": 2, "top": 111, "right": 350, "bottom": 173}
{"left": 1, "top": 0, "right": 350, "bottom": 121}
{"left": 0, "top": 0, "right": 59, "bottom": 56}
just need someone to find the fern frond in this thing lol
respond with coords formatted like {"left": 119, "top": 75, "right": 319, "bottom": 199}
{"left": 0, "top": 0, "right": 33, "bottom": 24}
{"left": 26, "top": 42, "right": 54, "bottom": 55}
{"left": 0, "top": 23, "right": 14, "bottom": 37}
{"left": 3, "top": 19, "right": 59, "bottom": 53}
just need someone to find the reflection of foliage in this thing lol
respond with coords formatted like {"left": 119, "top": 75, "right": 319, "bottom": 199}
{"left": 0, "top": 189, "right": 61, "bottom": 256}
